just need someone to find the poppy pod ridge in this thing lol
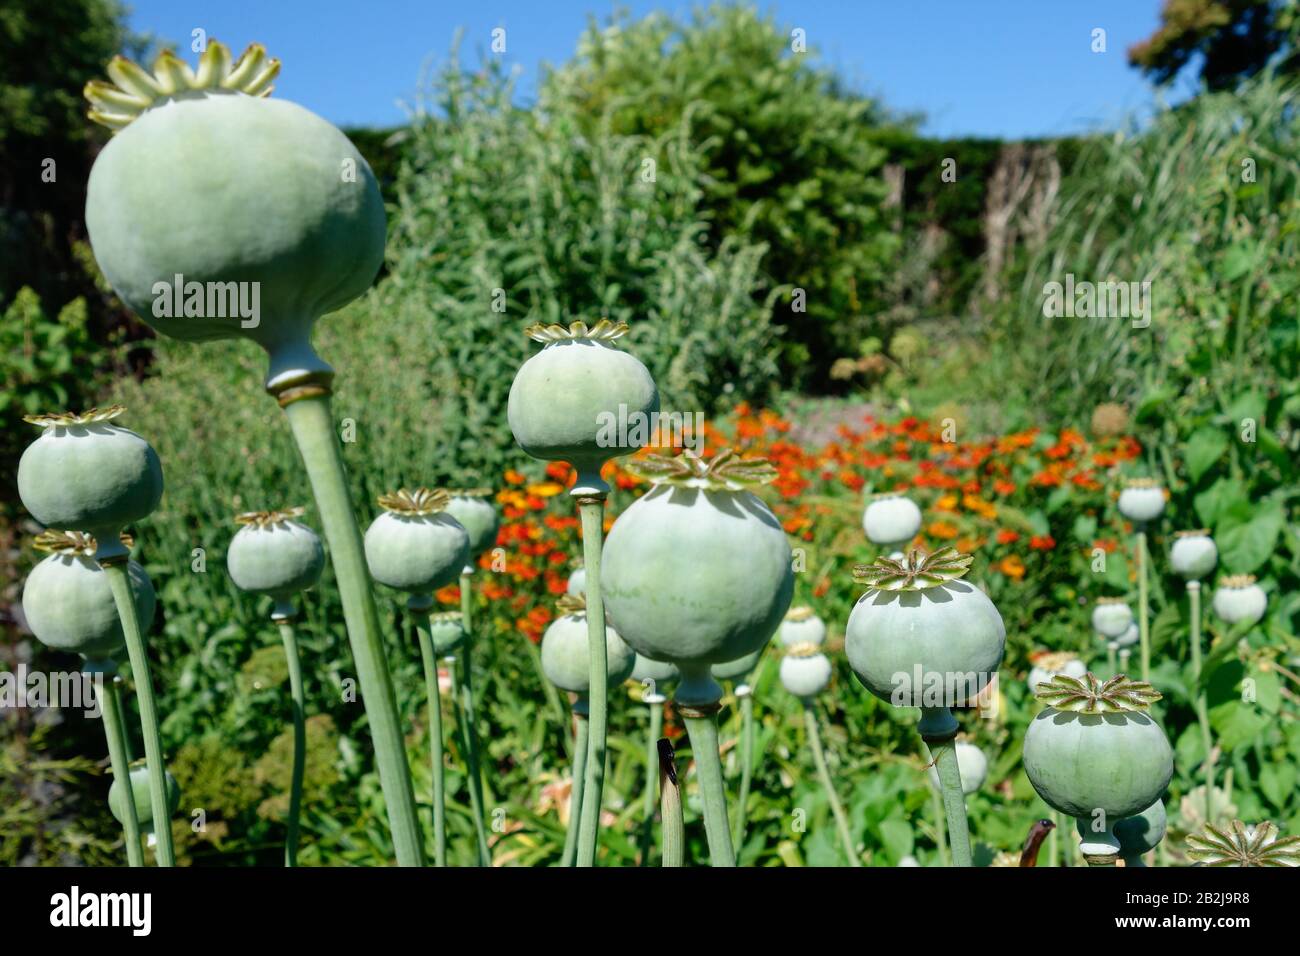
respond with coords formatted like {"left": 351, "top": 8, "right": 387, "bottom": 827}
{"left": 81, "top": 42, "right": 422, "bottom": 865}
{"left": 509, "top": 318, "right": 659, "bottom": 868}
{"left": 845, "top": 547, "right": 1006, "bottom": 867}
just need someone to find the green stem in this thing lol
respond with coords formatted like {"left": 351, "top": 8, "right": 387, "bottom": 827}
{"left": 639, "top": 699, "right": 663, "bottom": 866}
{"left": 561, "top": 702, "right": 589, "bottom": 867}
{"left": 732, "top": 691, "right": 755, "bottom": 851}
{"left": 524, "top": 633, "right": 565, "bottom": 724}
{"left": 102, "top": 559, "right": 174, "bottom": 867}
{"left": 412, "top": 604, "right": 446, "bottom": 867}
{"left": 575, "top": 495, "right": 609, "bottom": 868}
{"left": 458, "top": 571, "right": 491, "bottom": 867}
{"left": 1048, "top": 810, "right": 1061, "bottom": 867}
{"left": 281, "top": 391, "right": 423, "bottom": 866}
{"left": 96, "top": 668, "right": 142, "bottom": 866}
{"left": 275, "top": 612, "right": 307, "bottom": 868}
{"left": 658, "top": 738, "right": 683, "bottom": 868}
{"left": 1107, "top": 642, "right": 1117, "bottom": 677}
{"left": 1122, "top": 853, "right": 1147, "bottom": 867}
{"left": 803, "top": 700, "right": 858, "bottom": 866}
{"left": 682, "top": 712, "right": 736, "bottom": 867}
{"left": 920, "top": 707, "right": 971, "bottom": 867}
{"left": 925, "top": 758, "right": 950, "bottom": 866}
{"left": 1188, "top": 582, "right": 1216, "bottom": 822}
{"left": 1137, "top": 529, "right": 1151, "bottom": 682}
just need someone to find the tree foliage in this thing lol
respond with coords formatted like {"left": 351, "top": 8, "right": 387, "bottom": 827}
{"left": 1128, "top": 0, "right": 1299, "bottom": 89}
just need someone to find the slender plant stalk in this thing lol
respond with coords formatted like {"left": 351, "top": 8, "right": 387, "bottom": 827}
{"left": 1047, "top": 810, "right": 1061, "bottom": 867}
{"left": 524, "top": 633, "right": 564, "bottom": 723}
{"left": 926, "top": 762, "right": 950, "bottom": 866}
{"left": 1137, "top": 529, "right": 1151, "bottom": 681}
{"left": 682, "top": 712, "right": 736, "bottom": 866}
{"left": 561, "top": 703, "right": 589, "bottom": 867}
{"left": 732, "top": 692, "right": 755, "bottom": 851}
{"left": 102, "top": 559, "right": 174, "bottom": 867}
{"left": 1107, "top": 642, "right": 1117, "bottom": 677}
{"left": 639, "top": 699, "right": 663, "bottom": 865}
{"left": 1123, "top": 852, "right": 1147, "bottom": 867}
{"left": 803, "top": 701, "right": 859, "bottom": 866}
{"left": 658, "top": 738, "right": 683, "bottom": 868}
{"left": 920, "top": 709, "right": 972, "bottom": 868}
{"left": 98, "top": 670, "right": 142, "bottom": 867}
{"left": 281, "top": 391, "right": 424, "bottom": 866}
{"left": 276, "top": 614, "right": 307, "bottom": 867}
{"left": 575, "top": 496, "right": 609, "bottom": 867}
{"left": 412, "top": 605, "right": 446, "bottom": 866}
{"left": 1188, "top": 582, "right": 1216, "bottom": 822}
{"left": 458, "top": 570, "right": 491, "bottom": 866}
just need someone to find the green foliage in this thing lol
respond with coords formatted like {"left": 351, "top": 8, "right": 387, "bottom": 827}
{"left": 544, "top": 4, "right": 897, "bottom": 381}
{"left": 1128, "top": 0, "right": 1298, "bottom": 89}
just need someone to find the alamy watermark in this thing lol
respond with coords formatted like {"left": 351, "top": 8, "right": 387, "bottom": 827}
{"left": 151, "top": 274, "right": 260, "bottom": 328}
{"left": 1042, "top": 274, "right": 1151, "bottom": 328}
{"left": 0, "top": 665, "right": 103, "bottom": 717}
{"left": 596, "top": 405, "right": 705, "bottom": 453}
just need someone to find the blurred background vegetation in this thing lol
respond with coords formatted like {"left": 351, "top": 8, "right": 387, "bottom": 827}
{"left": 2, "top": 0, "right": 1298, "bottom": 865}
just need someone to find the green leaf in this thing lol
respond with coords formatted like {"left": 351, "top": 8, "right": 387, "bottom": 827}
{"left": 1209, "top": 698, "right": 1270, "bottom": 750}
{"left": 878, "top": 817, "right": 913, "bottom": 862}
{"left": 1184, "top": 426, "right": 1228, "bottom": 482}
{"left": 1217, "top": 500, "right": 1285, "bottom": 573}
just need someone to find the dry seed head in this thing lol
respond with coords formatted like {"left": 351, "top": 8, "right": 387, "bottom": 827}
{"left": 376, "top": 487, "right": 451, "bottom": 516}
{"left": 1218, "top": 574, "right": 1257, "bottom": 589}
{"left": 624, "top": 447, "right": 777, "bottom": 491}
{"left": 1175, "top": 528, "right": 1211, "bottom": 538}
{"left": 1122, "top": 477, "right": 1162, "bottom": 490}
{"left": 1185, "top": 820, "right": 1300, "bottom": 867}
{"left": 1034, "top": 672, "right": 1161, "bottom": 713}
{"left": 24, "top": 405, "right": 126, "bottom": 428}
{"left": 85, "top": 41, "right": 280, "bottom": 132}
{"left": 783, "top": 640, "right": 822, "bottom": 659}
{"left": 852, "top": 546, "right": 973, "bottom": 591}
{"left": 556, "top": 592, "right": 587, "bottom": 616}
{"left": 33, "top": 529, "right": 134, "bottom": 555}
{"left": 1095, "top": 596, "right": 1128, "bottom": 606}
{"left": 785, "top": 605, "right": 816, "bottom": 622}
{"left": 234, "top": 505, "right": 306, "bottom": 528}
{"left": 1090, "top": 402, "right": 1129, "bottom": 437}
{"left": 1028, "top": 649, "right": 1079, "bottom": 671}
{"left": 524, "top": 318, "right": 629, "bottom": 344}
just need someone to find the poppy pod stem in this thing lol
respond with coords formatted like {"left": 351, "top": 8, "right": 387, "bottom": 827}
{"left": 1136, "top": 529, "right": 1151, "bottom": 681}
{"left": 639, "top": 695, "right": 663, "bottom": 865}
{"left": 561, "top": 696, "right": 589, "bottom": 867}
{"left": 271, "top": 600, "right": 307, "bottom": 867}
{"left": 91, "top": 664, "right": 143, "bottom": 866}
{"left": 99, "top": 555, "right": 174, "bottom": 866}
{"left": 920, "top": 706, "right": 972, "bottom": 867}
{"left": 803, "top": 700, "right": 859, "bottom": 866}
{"left": 1186, "top": 581, "right": 1216, "bottom": 822}
{"left": 457, "top": 570, "right": 491, "bottom": 866}
{"left": 658, "top": 738, "right": 684, "bottom": 868}
{"left": 678, "top": 669, "right": 736, "bottom": 866}
{"left": 732, "top": 689, "right": 754, "bottom": 851}
{"left": 408, "top": 598, "right": 447, "bottom": 866}
{"left": 277, "top": 385, "right": 424, "bottom": 866}
{"left": 575, "top": 494, "right": 609, "bottom": 867}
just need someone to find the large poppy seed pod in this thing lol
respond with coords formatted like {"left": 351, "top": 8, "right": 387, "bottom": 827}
{"left": 711, "top": 642, "right": 767, "bottom": 685}
{"left": 779, "top": 645, "right": 832, "bottom": 699}
{"left": 1170, "top": 529, "right": 1217, "bottom": 581}
{"left": 1027, "top": 650, "right": 1087, "bottom": 694}
{"left": 566, "top": 567, "right": 586, "bottom": 597}
{"left": 18, "top": 407, "right": 163, "bottom": 560}
{"left": 109, "top": 761, "right": 180, "bottom": 836}
{"left": 1212, "top": 574, "right": 1267, "bottom": 625}
{"left": 1117, "top": 478, "right": 1166, "bottom": 524}
{"left": 22, "top": 531, "right": 154, "bottom": 659}
{"left": 862, "top": 492, "right": 922, "bottom": 546}
{"left": 508, "top": 320, "right": 659, "bottom": 495}
{"left": 444, "top": 489, "right": 500, "bottom": 562}
{"left": 778, "top": 606, "right": 826, "bottom": 648}
{"left": 1114, "top": 622, "right": 1140, "bottom": 649}
{"left": 540, "top": 594, "right": 636, "bottom": 694}
{"left": 414, "top": 606, "right": 467, "bottom": 656}
{"left": 602, "top": 450, "right": 794, "bottom": 704}
{"left": 1077, "top": 798, "right": 1166, "bottom": 859}
{"left": 1185, "top": 819, "right": 1300, "bottom": 866}
{"left": 83, "top": 42, "right": 386, "bottom": 390}
{"left": 226, "top": 507, "right": 324, "bottom": 600}
{"left": 1091, "top": 597, "right": 1132, "bottom": 638}
{"left": 927, "top": 740, "right": 987, "bottom": 794}
{"left": 845, "top": 548, "right": 1005, "bottom": 709}
{"left": 1023, "top": 673, "right": 1173, "bottom": 859}
{"left": 364, "top": 488, "right": 470, "bottom": 595}
{"left": 632, "top": 653, "right": 678, "bottom": 702}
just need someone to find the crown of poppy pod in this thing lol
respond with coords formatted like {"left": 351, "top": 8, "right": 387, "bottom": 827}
{"left": 524, "top": 318, "right": 629, "bottom": 343}
{"left": 24, "top": 405, "right": 127, "bottom": 427}
{"left": 852, "top": 546, "right": 973, "bottom": 591}
{"left": 234, "top": 506, "right": 307, "bottom": 529}
{"left": 624, "top": 448, "right": 777, "bottom": 491}
{"left": 33, "top": 529, "right": 133, "bottom": 556}
{"left": 1034, "top": 672, "right": 1161, "bottom": 714}
{"left": 1185, "top": 820, "right": 1300, "bottom": 867}
{"left": 376, "top": 488, "right": 452, "bottom": 516}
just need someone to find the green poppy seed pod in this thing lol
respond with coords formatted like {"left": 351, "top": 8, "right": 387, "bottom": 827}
{"left": 18, "top": 409, "right": 163, "bottom": 558}
{"left": 419, "top": 608, "right": 467, "bottom": 656}
{"left": 507, "top": 320, "right": 659, "bottom": 494}
{"left": 845, "top": 551, "right": 1005, "bottom": 709}
{"left": 540, "top": 612, "right": 636, "bottom": 694}
{"left": 1077, "top": 798, "right": 1166, "bottom": 858}
{"left": 109, "top": 762, "right": 180, "bottom": 835}
{"left": 445, "top": 491, "right": 500, "bottom": 561}
{"left": 1212, "top": 575, "right": 1267, "bottom": 625}
{"left": 631, "top": 653, "right": 678, "bottom": 685}
{"left": 22, "top": 549, "right": 154, "bottom": 659}
{"left": 1091, "top": 598, "right": 1132, "bottom": 638}
{"left": 227, "top": 509, "right": 324, "bottom": 599}
{"left": 711, "top": 643, "right": 767, "bottom": 684}
{"left": 1027, "top": 651, "right": 1087, "bottom": 694}
{"left": 927, "top": 740, "right": 988, "bottom": 794}
{"left": 566, "top": 567, "right": 586, "bottom": 597}
{"left": 1117, "top": 480, "right": 1165, "bottom": 524}
{"left": 779, "top": 648, "right": 832, "bottom": 699}
{"left": 603, "top": 483, "right": 793, "bottom": 671}
{"left": 778, "top": 606, "right": 826, "bottom": 647}
{"left": 83, "top": 43, "right": 386, "bottom": 391}
{"left": 862, "top": 493, "right": 922, "bottom": 546}
{"left": 1114, "top": 622, "right": 1140, "bottom": 649}
{"left": 364, "top": 489, "right": 470, "bottom": 595}
{"left": 1170, "top": 530, "right": 1217, "bottom": 581}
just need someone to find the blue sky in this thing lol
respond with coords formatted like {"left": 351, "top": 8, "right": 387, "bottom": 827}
{"left": 123, "top": 1, "right": 1184, "bottom": 138}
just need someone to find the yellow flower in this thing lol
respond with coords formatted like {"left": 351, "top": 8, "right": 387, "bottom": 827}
{"left": 527, "top": 482, "right": 565, "bottom": 498}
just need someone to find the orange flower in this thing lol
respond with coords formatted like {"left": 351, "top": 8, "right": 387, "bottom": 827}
{"left": 993, "top": 479, "right": 1016, "bottom": 496}
{"left": 526, "top": 482, "right": 565, "bottom": 498}
{"left": 996, "top": 529, "right": 1020, "bottom": 544}
{"left": 1029, "top": 535, "right": 1056, "bottom": 550}
{"left": 504, "top": 469, "right": 527, "bottom": 485}
{"left": 996, "top": 555, "right": 1026, "bottom": 580}
{"left": 928, "top": 520, "right": 959, "bottom": 540}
